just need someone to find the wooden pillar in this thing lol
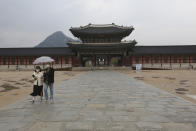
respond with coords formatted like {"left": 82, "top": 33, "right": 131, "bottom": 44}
{"left": 26, "top": 57, "right": 28, "bottom": 65}
{"left": 108, "top": 55, "right": 110, "bottom": 66}
{"left": 122, "top": 56, "right": 125, "bottom": 66}
{"left": 71, "top": 56, "right": 74, "bottom": 67}
{"left": 69, "top": 56, "right": 72, "bottom": 64}
{"left": 170, "top": 56, "right": 172, "bottom": 68}
{"left": 16, "top": 57, "right": 18, "bottom": 66}
{"left": 94, "top": 55, "right": 96, "bottom": 66}
{"left": 189, "top": 56, "right": 191, "bottom": 65}
{"left": 127, "top": 56, "right": 131, "bottom": 66}
{"left": 61, "top": 56, "right": 62, "bottom": 68}
{"left": 72, "top": 56, "right": 81, "bottom": 67}
{"left": 104, "top": 56, "right": 106, "bottom": 65}
{"left": 25, "top": 57, "right": 27, "bottom": 68}
{"left": 8, "top": 56, "right": 10, "bottom": 68}
{"left": 133, "top": 55, "right": 135, "bottom": 65}
{"left": 124, "top": 56, "right": 130, "bottom": 66}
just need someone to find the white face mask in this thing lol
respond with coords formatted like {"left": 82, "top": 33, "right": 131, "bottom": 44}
{"left": 36, "top": 69, "right": 40, "bottom": 72}
{"left": 46, "top": 65, "right": 50, "bottom": 68}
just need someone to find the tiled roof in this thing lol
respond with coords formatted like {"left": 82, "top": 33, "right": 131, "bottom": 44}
{"left": 69, "top": 24, "right": 134, "bottom": 38}
{"left": 0, "top": 47, "right": 73, "bottom": 56}
{"left": 0, "top": 45, "right": 196, "bottom": 56}
{"left": 133, "top": 45, "right": 196, "bottom": 55}
{"left": 71, "top": 23, "right": 133, "bottom": 29}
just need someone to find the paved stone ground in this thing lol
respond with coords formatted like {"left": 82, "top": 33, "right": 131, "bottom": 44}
{"left": 0, "top": 71, "right": 196, "bottom": 131}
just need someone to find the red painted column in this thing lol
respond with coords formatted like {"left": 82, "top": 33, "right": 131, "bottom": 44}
{"left": 170, "top": 56, "right": 173, "bottom": 63}
{"left": 188, "top": 56, "right": 190, "bottom": 64}
{"left": 6, "top": 57, "right": 8, "bottom": 65}
{"left": 16, "top": 57, "right": 18, "bottom": 66}
{"left": 142, "top": 56, "right": 144, "bottom": 64}
{"left": 127, "top": 56, "right": 131, "bottom": 66}
{"left": 121, "top": 56, "right": 131, "bottom": 66}
{"left": 130, "top": 56, "right": 132, "bottom": 66}
{"left": 140, "top": 56, "right": 142, "bottom": 64}
{"left": 71, "top": 56, "right": 74, "bottom": 66}
{"left": 18, "top": 57, "right": 20, "bottom": 65}
{"left": 190, "top": 56, "right": 193, "bottom": 63}
{"left": 61, "top": 56, "right": 62, "bottom": 68}
{"left": 62, "top": 56, "right": 64, "bottom": 64}
{"left": 7, "top": 57, "right": 9, "bottom": 68}
{"left": 150, "top": 56, "right": 152, "bottom": 66}
{"left": 132, "top": 56, "right": 134, "bottom": 64}
{"left": 24, "top": 57, "right": 27, "bottom": 67}
{"left": 122, "top": 56, "right": 126, "bottom": 66}
{"left": 26, "top": 57, "right": 28, "bottom": 67}
{"left": 72, "top": 56, "right": 81, "bottom": 67}
{"left": 8, "top": 57, "right": 10, "bottom": 65}
{"left": 69, "top": 56, "right": 72, "bottom": 64}
{"left": 126, "top": 56, "right": 130, "bottom": 66}
{"left": 169, "top": 56, "right": 171, "bottom": 67}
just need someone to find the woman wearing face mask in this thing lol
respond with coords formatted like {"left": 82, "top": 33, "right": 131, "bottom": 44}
{"left": 30, "top": 66, "right": 44, "bottom": 103}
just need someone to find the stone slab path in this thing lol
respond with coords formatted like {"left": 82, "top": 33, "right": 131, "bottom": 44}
{"left": 0, "top": 71, "right": 196, "bottom": 131}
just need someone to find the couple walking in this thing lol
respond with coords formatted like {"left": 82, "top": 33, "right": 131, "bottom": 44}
{"left": 30, "top": 64, "right": 55, "bottom": 104}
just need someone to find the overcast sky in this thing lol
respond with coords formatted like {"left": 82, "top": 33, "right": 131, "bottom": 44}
{"left": 0, "top": 0, "right": 196, "bottom": 47}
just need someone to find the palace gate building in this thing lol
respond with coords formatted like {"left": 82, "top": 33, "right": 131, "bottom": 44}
{"left": 68, "top": 24, "right": 136, "bottom": 67}
{"left": 0, "top": 23, "right": 196, "bottom": 70}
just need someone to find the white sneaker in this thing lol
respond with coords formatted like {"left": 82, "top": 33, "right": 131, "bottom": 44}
{"left": 50, "top": 100, "right": 54, "bottom": 104}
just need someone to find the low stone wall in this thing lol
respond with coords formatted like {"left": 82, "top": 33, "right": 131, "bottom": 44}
{"left": 0, "top": 64, "right": 72, "bottom": 71}
{"left": 72, "top": 66, "right": 132, "bottom": 71}
{"left": 1, "top": 63, "right": 196, "bottom": 71}
{"left": 133, "top": 63, "right": 196, "bottom": 70}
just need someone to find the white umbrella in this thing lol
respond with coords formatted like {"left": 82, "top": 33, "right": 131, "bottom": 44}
{"left": 33, "top": 56, "right": 55, "bottom": 65}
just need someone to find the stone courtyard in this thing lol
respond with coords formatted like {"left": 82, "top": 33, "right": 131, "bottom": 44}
{"left": 0, "top": 71, "right": 196, "bottom": 131}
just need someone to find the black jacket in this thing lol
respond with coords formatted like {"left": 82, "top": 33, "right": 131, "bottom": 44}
{"left": 44, "top": 67, "right": 54, "bottom": 84}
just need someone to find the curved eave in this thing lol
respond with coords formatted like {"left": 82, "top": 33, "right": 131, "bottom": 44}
{"left": 69, "top": 26, "right": 134, "bottom": 38}
{"left": 70, "top": 23, "right": 134, "bottom": 30}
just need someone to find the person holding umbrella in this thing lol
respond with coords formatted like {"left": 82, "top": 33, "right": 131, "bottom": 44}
{"left": 30, "top": 66, "right": 44, "bottom": 103}
{"left": 33, "top": 56, "right": 55, "bottom": 103}
{"left": 43, "top": 63, "right": 55, "bottom": 103}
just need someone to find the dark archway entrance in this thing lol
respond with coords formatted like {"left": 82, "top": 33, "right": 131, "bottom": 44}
{"left": 81, "top": 56, "right": 94, "bottom": 67}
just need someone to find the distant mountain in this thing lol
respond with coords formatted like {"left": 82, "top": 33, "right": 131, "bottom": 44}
{"left": 35, "top": 31, "right": 79, "bottom": 47}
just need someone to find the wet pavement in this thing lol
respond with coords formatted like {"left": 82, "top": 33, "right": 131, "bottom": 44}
{"left": 0, "top": 71, "right": 196, "bottom": 131}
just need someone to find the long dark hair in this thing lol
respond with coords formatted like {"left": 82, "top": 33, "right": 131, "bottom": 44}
{"left": 35, "top": 66, "right": 41, "bottom": 72}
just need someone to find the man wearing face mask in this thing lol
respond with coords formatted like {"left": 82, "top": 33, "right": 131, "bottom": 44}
{"left": 30, "top": 66, "right": 43, "bottom": 103}
{"left": 43, "top": 64, "right": 55, "bottom": 103}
